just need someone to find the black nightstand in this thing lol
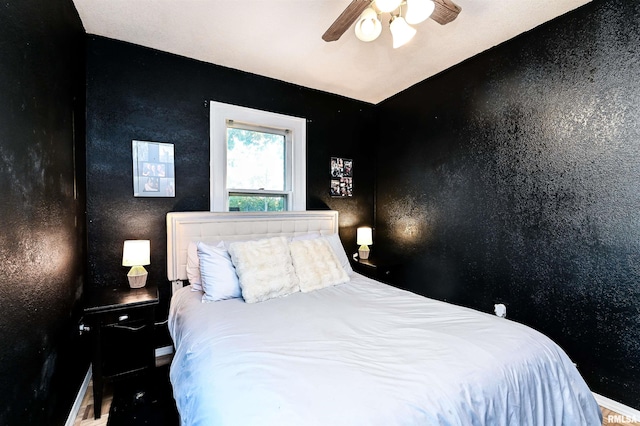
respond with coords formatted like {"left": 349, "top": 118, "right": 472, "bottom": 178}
{"left": 83, "top": 284, "right": 159, "bottom": 419}
{"left": 351, "top": 257, "right": 404, "bottom": 287}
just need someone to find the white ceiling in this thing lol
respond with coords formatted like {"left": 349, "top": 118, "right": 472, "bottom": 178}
{"left": 72, "top": 0, "right": 592, "bottom": 104}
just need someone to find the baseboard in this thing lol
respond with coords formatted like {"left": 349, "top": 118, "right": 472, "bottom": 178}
{"left": 155, "top": 345, "right": 174, "bottom": 358}
{"left": 65, "top": 365, "right": 92, "bottom": 426}
{"left": 594, "top": 392, "right": 640, "bottom": 421}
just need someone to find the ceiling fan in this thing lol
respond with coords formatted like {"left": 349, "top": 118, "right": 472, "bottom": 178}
{"left": 322, "top": 0, "right": 461, "bottom": 47}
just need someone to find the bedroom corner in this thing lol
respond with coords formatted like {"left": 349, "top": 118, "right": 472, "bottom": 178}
{"left": 0, "top": 0, "right": 88, "bottom": 424}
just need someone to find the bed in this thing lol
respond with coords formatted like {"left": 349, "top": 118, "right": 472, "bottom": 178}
{"left": 166, "top": 211, "right": 602, "bottom": 426}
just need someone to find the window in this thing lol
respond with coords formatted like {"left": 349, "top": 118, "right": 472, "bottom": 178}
{"left": 210, "top": 102, "right": 306, "bottom": 212}
{"left": 226, "top": 123, "right": 288, "bottom": 211}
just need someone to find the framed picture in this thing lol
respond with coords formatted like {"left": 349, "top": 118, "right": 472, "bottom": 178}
{"left": 132, "top": 140, "right": 175, "bottom": 197}
{"left": 330, "top": 157, "right": 353, "bottom": 197}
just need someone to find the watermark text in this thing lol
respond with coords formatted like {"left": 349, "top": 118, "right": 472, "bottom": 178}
{"left": 607, "top": 414, "right": 640, "bottom": 423}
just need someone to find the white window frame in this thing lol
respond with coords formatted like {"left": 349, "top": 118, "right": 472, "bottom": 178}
{"left": 210, "top": 101, "right": 306, "bottom": 212}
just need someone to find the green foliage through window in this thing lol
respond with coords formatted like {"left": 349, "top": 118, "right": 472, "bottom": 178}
{"left": 228, "top": 195, "right": 286, "bottom": 212}
{"left": 226, "top": 128, "right": 285, "bottom": 191}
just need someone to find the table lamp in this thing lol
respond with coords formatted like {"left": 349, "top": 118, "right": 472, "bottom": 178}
{"left": 357, "top": 227, "right": 373, "bottom": 260}
{"left": 122, "top": 240, "right": 150, "bottom": 288}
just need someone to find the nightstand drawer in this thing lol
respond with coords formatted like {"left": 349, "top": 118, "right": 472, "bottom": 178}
{"left": 99, "top": 306, "right": 155, "bottom": 378}
{"left": 100, "top": 308, "right": 150, "bottom": 328}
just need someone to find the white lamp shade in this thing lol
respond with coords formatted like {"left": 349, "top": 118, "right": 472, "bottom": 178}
{"left": 374, "top": 0, "right": 402, "bottom": 13}
{"left": 355, "top": 7, "right": 382, "bottom": 42}
{"left": 390, "top": 16, "right": 417, "bottom": 48}
{"left": 405, "top": 0, "right": 435, "bottom": 25}
{"left": 356, "top": 227, "right": 373, "bottom": 245}
{"left": 122, "top": 240, "right": 150, "bottom": 266}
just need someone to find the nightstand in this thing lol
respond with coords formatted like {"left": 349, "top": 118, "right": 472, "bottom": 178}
{"left": 350, "top": 257, "right": 404, "bottom": 287}
{"left": 83, "top": 284, "right": 159, "bottom": 419}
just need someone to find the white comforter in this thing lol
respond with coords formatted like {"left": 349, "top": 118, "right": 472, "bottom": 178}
{"left": 168, "top": 274, "right": 601, "bottom": 426}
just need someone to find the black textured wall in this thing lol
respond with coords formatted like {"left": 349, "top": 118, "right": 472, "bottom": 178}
{"left": 86, "top": 37, "right": 376, "bottom": 319}
{"left": 0, "top": 0, "right": 86, "bottom": 424}
{"left": 376, "top": 0, "right": 640, "bottom": 408}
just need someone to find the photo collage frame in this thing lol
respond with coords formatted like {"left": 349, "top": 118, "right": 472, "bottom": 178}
{"left": 132, "top": 140, "right": 175, "bottom": 197}
{"left": 330, "top": 157, "right": 353, "bottom": 197}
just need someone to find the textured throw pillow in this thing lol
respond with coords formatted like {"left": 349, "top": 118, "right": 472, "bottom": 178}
{"left": 186, "top": 241, "right": 203, "bottom": 291}
{"left": 197, "top": 241, "right": 242, "bottom": 302}
{"left": 323, "top": 233, "right": 354, "bottom": 275}
{"left": 228, "top": 236, "right": 300, "bottom": 303}
{"left": 289, "top": 238, "right": 350, "bottom": 292}
{"left": 290, "top": 232, "right": 321, "bottom": 241}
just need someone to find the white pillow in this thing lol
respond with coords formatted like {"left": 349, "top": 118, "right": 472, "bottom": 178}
{"left": 228, "top": 236, "right": 300, "bottom": 303}
{"left": 322, "top": 233, "right": 354, "bottom": 275}
{"left": 186, "top": 237, "right": 254, "bottom": 291}
{"left": 290, "top": 232, "right": 320, "bottom": 241}
{"left": 289, "top": 238, "right": 350, "bottom": 292}
{"left": 186, "top": 241, "right": 203, "bottom": 291}
{"left": 197, "top": 241, "right": 242, "bottom": 302}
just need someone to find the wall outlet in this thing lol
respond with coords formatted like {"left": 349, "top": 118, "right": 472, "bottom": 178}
{"left": 494, "top": 303, "right": 507, "bottom": 318}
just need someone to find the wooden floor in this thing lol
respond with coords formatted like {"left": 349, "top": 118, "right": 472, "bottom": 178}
{"left": 73, "top": 379, "right": 113, "bottom": 426}
{"left": 73, "top": 356, "right": 634, "bottom": 426}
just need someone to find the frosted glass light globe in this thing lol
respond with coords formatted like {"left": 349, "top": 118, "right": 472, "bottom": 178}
{"left": 405, "top": 0, "right": 436, "bottom": 25}
{"left": 374, "top": 0, "right": 402, "bottom": 13}
{"left": 355, "top": 8, "right": 382, "bottom": 42}
{"left": 390, "top": 16, "right": 416, "bottom": 48}
{"left": 361, "top": 18, "right": 374, "bottom": 34}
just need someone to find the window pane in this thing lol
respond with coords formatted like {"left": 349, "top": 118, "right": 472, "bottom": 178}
{"left": 227, "top": 128, "right": 285, "bottom": 191}
{"left": 229, "top": 194, "right": 287, "bottom": 212}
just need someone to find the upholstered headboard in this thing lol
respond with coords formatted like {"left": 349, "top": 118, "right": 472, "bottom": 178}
{"left": 166, "top": 211, "right": 339, "bottom": 283}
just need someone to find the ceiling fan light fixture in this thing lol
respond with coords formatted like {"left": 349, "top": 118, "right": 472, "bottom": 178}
{"left": 405, "top": 0, "right": 436, "bottom": 25}
{"left": 355, "top": 7, "right": 382, "bottom": 42}
{"left": 389, "top": 15, "right": 416, "bottom": 48}
{"left": 374, "top": 0, "right": 402, "bottom": 13}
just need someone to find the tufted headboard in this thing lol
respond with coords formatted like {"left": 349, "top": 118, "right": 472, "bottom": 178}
{"left": 166, "top": 210, "right": 339, "bottom": 283}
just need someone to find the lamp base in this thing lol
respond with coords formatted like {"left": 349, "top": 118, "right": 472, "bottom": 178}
{"left": 358, "top": 245, "right": 370, "bottom": 260}
{"left": 127, "top": 265, "right": 148, "bottom": 288}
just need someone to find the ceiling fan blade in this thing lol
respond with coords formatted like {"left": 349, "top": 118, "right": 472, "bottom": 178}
{"left": 430, "top": 0, "right": 462, "bottom": 25}
{"left": 322, "top": 0, "right": 372, "bottom": 42}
